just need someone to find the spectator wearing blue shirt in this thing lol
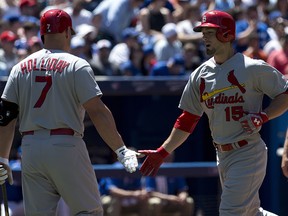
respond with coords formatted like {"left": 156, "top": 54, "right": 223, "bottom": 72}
{"left": 235, "top": 5, "right": 271, "bottom": 53}
{"left": 150, "top": 54, "right": 186, "bottom": 76}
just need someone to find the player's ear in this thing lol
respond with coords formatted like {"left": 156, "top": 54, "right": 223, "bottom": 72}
{"left": 65, "top": 28, "right": 69, "bottom": 39}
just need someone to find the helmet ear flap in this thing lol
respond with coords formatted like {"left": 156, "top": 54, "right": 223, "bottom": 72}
{"left": 216, "top": 29, "right": 235, "bottom": 42}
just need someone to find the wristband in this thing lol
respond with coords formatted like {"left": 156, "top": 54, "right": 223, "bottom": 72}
{"left": 157, "top": 146, "right": 169, "bottom": 158}
{"left": 0, "top": 157, "right": 9, "bottom": 165}
{"left": 115, "top": 146, "right": 126, "bottom": 155}
{"left": 260, "top": 112, "right": 269, "bottom": 124}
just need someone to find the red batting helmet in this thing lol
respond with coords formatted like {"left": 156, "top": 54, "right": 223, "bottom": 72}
{"left": 193, "top": 10, "right": 235, "bottom": 43}
{"left": 40, "top": 9, "right": 75, "bottom": 36}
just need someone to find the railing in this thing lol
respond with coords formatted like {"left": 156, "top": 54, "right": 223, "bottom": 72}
{"left": 11, "top": 162, "right": 218, "bottom": 181}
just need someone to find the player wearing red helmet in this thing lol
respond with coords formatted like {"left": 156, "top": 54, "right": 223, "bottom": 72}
{"left": 40, "top": 9, "right": 75, "bottom": 42}
{"left": 139, "top": 10, "right": 288, "bottom": 216}
{"left": 0, "top": 8, "right": 140, "bottom": 215}
{"left": 193, "top": 10, "right": 235, "bottom": 43}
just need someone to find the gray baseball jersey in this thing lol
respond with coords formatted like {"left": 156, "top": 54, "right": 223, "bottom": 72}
{"left": 1, "top": 48, "right": 104, "bottom": 215}
{"left": 179, "top": 52, "right": 288, "bottom": 144}
{"left": 179, "top": 52, "right": 287, "bottom": 215}
{"left": 2, "top": 48, "right": 102, "bottom": 134}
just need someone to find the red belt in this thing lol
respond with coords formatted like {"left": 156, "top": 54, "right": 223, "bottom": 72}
{"left": 22, "top": 128, "right": 75, "bottom": 136}
{"left": 213, "top": 140, "right": 248, "bottom": 152}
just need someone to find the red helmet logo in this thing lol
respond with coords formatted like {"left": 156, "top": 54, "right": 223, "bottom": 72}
{"left": 40, "top": 9, "right": 75, "bottom": 36}
{"left": 193, "top": 10, "right": 235, "bottom": 43}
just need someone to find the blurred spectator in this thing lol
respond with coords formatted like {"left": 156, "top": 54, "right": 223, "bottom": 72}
{"left": 0, "top": 30, "right": 18, "bottom": 76}
{"left": 242, "top": 32, "right": 267, "bottom": 61}
{"left": 143, "top": 152, "right": 194, "bottom": 216}
{"left": 74, "top": 23, "right": 97, "bottom": 62}
{"left": 63, "top": 0, "right": 93, "bottom": 28}
{"left": 92, "top": 0, "right": 144, "bottom": 44}
{"left": 154, "top": 22, "right": 182, "bottom": 61}
{"left": 14, "top": 38, "right": 28, "bottom": 61}
{"left": 182, "top": 42, "right": 201, "bottom": 73}
{"left": 138, "top": 0, "right": 173, "bottom": 39}
{"left": 0, "top": 0, "right": 21, "bottom": 18}
{"left": 2, "top": 14, "right": 23, "bottom": 36}
{"left": 140, "top": 44, "right": 157, "bottom": 75}
{"left": 108, "top": 27, "right": 140, "bottom": 71}
{"left": 170, "top": 0, "right": 192, "bottom": 22}
{"left": 70, "top": 36, "right": 86, "bottom": 58}
{"left": 235, "top": 5, "right": 271, "bottom": 53}
{"left": 190, "top": 0, "right": 216, "bottom": 14}
{"left": 264, "top": 16, "right": 288, "bottom": 55}
{"left": 119, "top": 47, "right": 144, "bottom": 76}
{"left": 27, "top": 36, "right": 42, "bottom": 54}
{"left": 212, "top": 0, "right": 235, "bottom": 11}
{"left": 18, "top": 0, "right": 39, "bottom": 17}
{"left": 267, "top": 34, "right": 288, "bottom": 77}
{"left": 176, "top": 4, "right": 202, "bottom": 44}
{"left": 90, "top": 39, "right": 118, "bottom": 76}
{"left": 273, "top": 0, "right": 288, "bottom": 20}
{"left": 99, "top": 162, "right": 155, "bottom": 216}
{"left": 75, "top": 23, "right": 96, "bottom": 39}
{"left": 21, "top": 16, "right": 40, "bottom": 41}
{"left": 150, "top": 54, "right": 186, "bottom": 76}
{"left": 40, "top": 0, "right": 70, "bottom": 15}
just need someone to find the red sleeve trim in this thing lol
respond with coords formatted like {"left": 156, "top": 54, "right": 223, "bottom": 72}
{"left": 174, "top": 111, "right": 201, "bottom": 133}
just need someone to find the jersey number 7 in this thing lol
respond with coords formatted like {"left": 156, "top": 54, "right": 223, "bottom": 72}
{"left": 34, "top": 75, "right": 52, "bottom": 108}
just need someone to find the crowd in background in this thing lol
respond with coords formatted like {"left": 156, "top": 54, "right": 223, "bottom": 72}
{"left": 0, "top": 0, "right": 288, "bottom": 78}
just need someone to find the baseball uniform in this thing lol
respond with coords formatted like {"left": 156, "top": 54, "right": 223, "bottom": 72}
{"left": 179, "top": 53, "right": 288, "bottom": 215}
{"left": 2, "top": 48, "right": 103, "bottom": 215}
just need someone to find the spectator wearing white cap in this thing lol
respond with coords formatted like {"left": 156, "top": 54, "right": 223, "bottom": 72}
{"left": 63, "top": 0, "right": 93, "bottom": 29}
{"left": 70, "top": 36, "right": 86, "bottom": 59}
{"left": 108, "top": 28, "right": 140, "bottom": 72}
{"left": 90, "top": 39, "right": 118, "bottom": 76}
{"left": 153, "top": 22, "right": 182, "bottom": 61}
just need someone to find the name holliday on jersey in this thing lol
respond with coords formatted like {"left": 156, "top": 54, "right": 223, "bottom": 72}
{"left": 20, "top": 58, "right": 70, "bottom": 74}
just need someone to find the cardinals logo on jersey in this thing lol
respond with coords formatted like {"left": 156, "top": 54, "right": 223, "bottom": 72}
{"left": 200, "top": 70, "right": 246, "bottom": 109}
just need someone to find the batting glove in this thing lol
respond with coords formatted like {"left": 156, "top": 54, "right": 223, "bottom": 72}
{"left": 138, "top": 146, "right": 169, "bottom": 176}
{"left": 115, "top": 146, "right": 139, "bottom": 173}
{"left": 0, "top": 157, "right": 13, "bottom": 185}
{"left": 239, "top": 112, "right": 269, "bottom": 134}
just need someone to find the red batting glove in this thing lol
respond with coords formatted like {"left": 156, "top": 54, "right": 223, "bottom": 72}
{"left": 239, "top": 112, "right": 269, "bottom": 134}
{"left": 138, "top": 147, "right": 169, "bottom": 176}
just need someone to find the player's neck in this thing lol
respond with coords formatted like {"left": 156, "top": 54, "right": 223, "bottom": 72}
{"left": 214, "top": 47, "right": 235, "bottom": 65}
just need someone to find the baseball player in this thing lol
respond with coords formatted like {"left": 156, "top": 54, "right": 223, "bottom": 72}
{"left": 138, "top": 10, "right": 288, "bottom": 216}
{"left": 0, "top": 9, "right": 139, "bottom": 215}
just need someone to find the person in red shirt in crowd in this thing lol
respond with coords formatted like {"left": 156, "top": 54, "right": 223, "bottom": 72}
{"left": 267, "top": 34, "right": 288, "bottom": 78}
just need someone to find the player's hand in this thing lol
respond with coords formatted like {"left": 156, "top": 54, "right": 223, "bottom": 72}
{"left": 0, "top": 157, "right": 13, "bottom": 185}
{"left": 115, "top": 146, "right": 139, "bottom": 173}
{"left": 138, "top": 147, "right": 169, "bottom": 176}
{"left": 239, "top": 112, "right": 269, "bottom": 134}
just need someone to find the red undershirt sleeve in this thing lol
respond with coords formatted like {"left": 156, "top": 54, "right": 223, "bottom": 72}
{"left": 174, "top": 111, "right": 201, "bottom": 133}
